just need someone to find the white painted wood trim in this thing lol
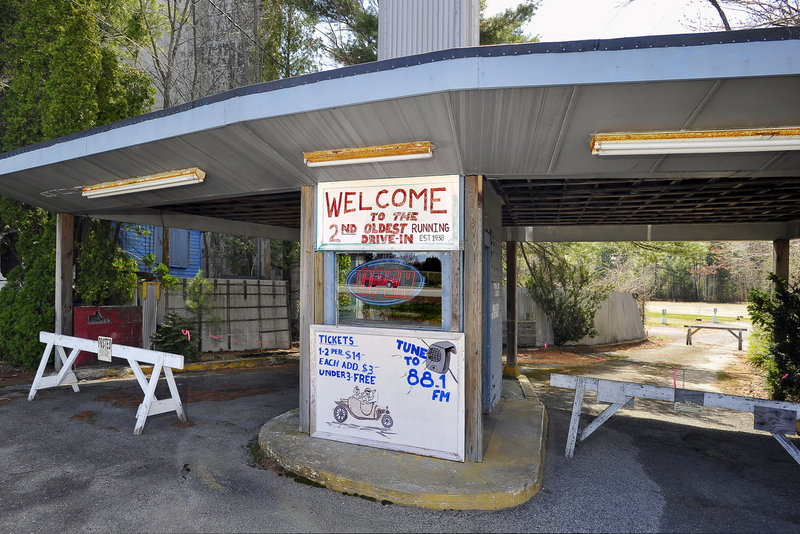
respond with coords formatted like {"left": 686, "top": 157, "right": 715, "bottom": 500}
{"left": 38, "top": 332, "right": 184, "bottom": 369}
{"left": 551, "top": 373, "right": 800, "bottom": 464}
{"left": 29, "top": 332, "right": 187, "bottom": 435}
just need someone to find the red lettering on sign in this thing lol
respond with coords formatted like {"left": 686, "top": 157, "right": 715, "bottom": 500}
{"left": 392, "top": 189, "right": 407, "bottom": 207}
{"left": 376, "top": 189, "right": 389, "bottom": 208}
{"left": 358, "top": 191, "right": 372, "bottom": 211}
{"left": 325, "top": 192, "right": 344, "bottom": 217}
{"left": 343, "top": 191, "right": 356, "bottom": 214}
{"left": 409, "top": 189, "right": 427, "bottom": 211}
{"left": 430, "top": 187, "right": 446, "bottom": 214}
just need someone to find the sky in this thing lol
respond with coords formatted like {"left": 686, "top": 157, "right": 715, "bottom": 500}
{"left": 485, "top": 0, "right": 748, "bottom": 42}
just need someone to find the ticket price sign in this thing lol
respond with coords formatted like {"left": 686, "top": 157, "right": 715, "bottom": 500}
{"left": 310, "top": 324, "right": 465, "bottom": 461}
{"left": 316, "top": 175, "right": 460, "bottom": 251}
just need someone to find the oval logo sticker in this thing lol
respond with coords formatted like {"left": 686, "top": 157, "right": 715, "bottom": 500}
{"left": 345, "top": 259, "right": 425, "bottom": 305}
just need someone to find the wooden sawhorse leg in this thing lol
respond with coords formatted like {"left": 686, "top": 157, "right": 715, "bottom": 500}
{"left": 129, "top": 357, "right": 187, "bottom": 435}
{"left": 28, "top": 342, "right": 81, "bottom": 401}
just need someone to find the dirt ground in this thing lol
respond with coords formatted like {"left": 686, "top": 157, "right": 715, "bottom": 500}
{"left": 511, "top": 320, "right": 769, "bottom": 399}
{"left": 0, "top": 321, "right": 769, "bottom": 399}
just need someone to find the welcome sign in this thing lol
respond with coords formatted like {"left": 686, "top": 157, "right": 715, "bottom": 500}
{"left": 316, "top": 175, "right": 461, "bottom": 251}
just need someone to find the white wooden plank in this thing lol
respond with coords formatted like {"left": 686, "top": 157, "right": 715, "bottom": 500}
{"left": 145, "top": 398, "right": 181, "bottom": 416}
{"left": 551, "top": 373, "right": 674, "bottom": 402}
{"left": 550, "top": 373, "right": 598, "bottom": 390}
{"left": 29, "top": 340, "right": 55, "bottom": 401}
{"left": 565, "top": 378, "right": 585, "bottom": 458}
{"left": 134, "top": 360, "right": 164, "bottom": 435}
{"left": 772, "top": 433, "right": 800, "bottom": 464}
{"left": 597, "top": 381, "right": 627, "bottom": 403}
{"left": 552, "top": 372, "right": 800, "bottom": 464}
{"left": 703, "top": 392, "right": 800, "bottom": 416}
{"left": 579, "top": 397, "right": 632, "bottom": 442}
{"left": 164, "top": 367, "right": 187, "bottom": 423}
{"left": 39, "top": 332, "right": 183, "bottom": 369}
{"left": 127, "top": 360, "right": 150, "bottom": 393}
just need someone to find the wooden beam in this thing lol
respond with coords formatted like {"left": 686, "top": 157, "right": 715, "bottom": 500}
{"left": 299, "top": 186, "right": 315, "bottom": 433}
{"left": 314, "top": 251, "right": 324, "bottom": 325}
{"left": 504, "top": 241, "right": 519, "bottom": 377}
{"left": 464, "top": 175, "right": 484, "bottom": 462}
{"left": 773, "top": 239, "right": 790, "bottom": 283}
{"left": 55, "top": 213, "right": 74, "bottom": 338}
{"left": 449, "top": 250, "right": 461, "bottom": 332}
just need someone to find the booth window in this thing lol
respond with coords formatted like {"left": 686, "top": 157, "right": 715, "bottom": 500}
{"left": 336, "top": 252, "right": 443, "bottom": 329}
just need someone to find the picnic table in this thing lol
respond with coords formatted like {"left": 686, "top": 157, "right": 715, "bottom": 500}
{"left": 685, "top": 324, "right": 747, "bottom": 351}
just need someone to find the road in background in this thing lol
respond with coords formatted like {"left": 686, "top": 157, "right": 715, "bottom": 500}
{"left": 647, "top": 300, "right": 750, "bottom": 319}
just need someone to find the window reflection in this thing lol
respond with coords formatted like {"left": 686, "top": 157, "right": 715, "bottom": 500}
{"left": 337, "top": 253, "right": 442, "bottom": 329}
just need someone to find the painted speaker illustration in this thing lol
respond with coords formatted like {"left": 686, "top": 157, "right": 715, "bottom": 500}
{"left": 426, "top": 341, "right": 456, "bottom": 374}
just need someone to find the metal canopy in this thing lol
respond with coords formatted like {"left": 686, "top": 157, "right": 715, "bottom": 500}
{"left": 1, "top": 27, "right": 799, "bottom": 241}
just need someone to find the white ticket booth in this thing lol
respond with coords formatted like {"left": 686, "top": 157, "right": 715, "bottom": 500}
{"left": 302, "top": 174, "right": 502, "bottom": 462}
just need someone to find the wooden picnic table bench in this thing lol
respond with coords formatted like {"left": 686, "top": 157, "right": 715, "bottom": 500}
{"left": 685, "top": 324, "right": 747, "bottom": 350}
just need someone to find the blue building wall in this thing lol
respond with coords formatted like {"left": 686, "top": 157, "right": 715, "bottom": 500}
{"left": 120, "top": 225, "right": 202, "bottom": 278}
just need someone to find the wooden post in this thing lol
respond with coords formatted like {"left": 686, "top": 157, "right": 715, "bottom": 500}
{"left": 299, "top": 186, "right": 315, "bottom": 433}
{"left": 504, "top": 241, "right": 519, "bottom": 378}
{"left": 464, "top": 175, "right": 484, "bottom": 462}
{"left": 161, "top": 226, "right": 170, "bottom": 267}
{"left": 449, "top": 250, "right": 461, "bottom": 331}
{"left": 773, "top": 239, "right": 790, "bottom": 284}
{"left": 55, "top": 214, "right": 74, "bottom": 370}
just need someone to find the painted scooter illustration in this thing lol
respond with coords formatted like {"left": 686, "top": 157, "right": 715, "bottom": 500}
{"left": 333, "top": 386, "right": 393, "bottom": 429}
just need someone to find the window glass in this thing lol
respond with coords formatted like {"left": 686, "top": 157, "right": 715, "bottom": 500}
{"left": 169, "top": 229, "right": 190, "bottom": 268}
{"left": 337, "top": 252, "right": 442, "bottom": 330}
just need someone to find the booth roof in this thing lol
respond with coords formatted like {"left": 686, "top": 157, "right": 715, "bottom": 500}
{"left": 1, "top": 27, "right": 799, "bottom": 241}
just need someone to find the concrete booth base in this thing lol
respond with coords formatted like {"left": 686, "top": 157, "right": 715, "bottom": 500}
{"left": 258, "top": 376, "right": 547, "bottom": 511}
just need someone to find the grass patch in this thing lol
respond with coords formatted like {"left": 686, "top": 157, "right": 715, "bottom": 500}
{"left": 717, "top": 371, "right": 736, "bottom": 382}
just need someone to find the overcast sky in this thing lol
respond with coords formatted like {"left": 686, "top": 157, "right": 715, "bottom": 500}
{"left": 485, "top": 0, "right": 747, "bottom": 42}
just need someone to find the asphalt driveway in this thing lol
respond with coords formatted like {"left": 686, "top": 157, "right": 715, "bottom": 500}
{"left": 1, "top": 361, "right": 799, "bottom": 533}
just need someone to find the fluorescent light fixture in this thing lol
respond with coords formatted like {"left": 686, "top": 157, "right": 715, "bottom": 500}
{"left": 82, "top": 168, "right": 205, "bottom": 198}
{"left": 591, "top": 127, "right": 800, "bottom": 156}
{"left": 303, "top": 141, "right": 433, "bottom": 167}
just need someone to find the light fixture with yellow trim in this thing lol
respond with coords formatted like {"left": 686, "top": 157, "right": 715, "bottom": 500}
{"left": 303, "top": 141, "right": 433, "bottom": 167}
{"left": 591, "top": 127, "right": 800, "bottom": 156}
{"left": 82, "top": 168, "right": 205, "bottom": 198}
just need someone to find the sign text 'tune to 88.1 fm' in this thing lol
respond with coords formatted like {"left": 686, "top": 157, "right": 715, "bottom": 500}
{"left": 316, "top": 176, "right": 460, "bottom": 251}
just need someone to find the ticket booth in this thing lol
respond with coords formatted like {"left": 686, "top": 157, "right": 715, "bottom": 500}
{"left": 300, "top": 174, "right": 503, "bottom": 462}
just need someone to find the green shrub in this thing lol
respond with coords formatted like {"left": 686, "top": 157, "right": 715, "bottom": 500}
{"left": 523, "top": 248, "right": 610, "bottom": 345}
{"left": 0, "top": 202, "right": 56, "bottom": 369}
{"left": 74, "top": 219, "right": 138, "bottom": 305}
{"left": 747, "top": 274, "right": 800, "bottom": 401}
{"left": 151, "top": 312, "right": 200, "bottom": 362}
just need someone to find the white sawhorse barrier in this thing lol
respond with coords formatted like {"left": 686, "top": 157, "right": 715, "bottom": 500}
{"left": 550, "top": 373, "right": 800, "bottom": 464}
{"left": 29, "top": 332, "right": 187, "bottom": 435}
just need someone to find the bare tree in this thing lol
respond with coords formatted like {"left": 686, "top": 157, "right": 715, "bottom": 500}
{"left": 719, "top": 0, "right": 800, "bottom": 27}
{"left": 139, "top": 0, "right": 194, "bottom": 108}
